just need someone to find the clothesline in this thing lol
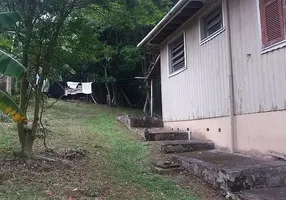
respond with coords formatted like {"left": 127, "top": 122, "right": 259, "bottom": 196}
{"left": 65, "top": 81, "right": 93, "bottom": 95}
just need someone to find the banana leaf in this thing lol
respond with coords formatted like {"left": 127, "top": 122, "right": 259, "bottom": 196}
{"left": 0, "top": 49, "right": 25, "bottom": 78}
{"left": 0, "top": 90, "right": 26, "bottom": 124}
{"left": 0, "top": 12, "right": 23, "bottom": 30}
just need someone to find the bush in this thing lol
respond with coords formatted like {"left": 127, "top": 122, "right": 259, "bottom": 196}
{"left": 11, "top": 94, "right": 20, "bottom": 105}
{"left": 0, "top": 112, "right": 11, "bottom": 123}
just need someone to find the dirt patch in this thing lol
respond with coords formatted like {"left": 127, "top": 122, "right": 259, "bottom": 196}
{"left": 37, "top": 148, "right": 88, "bottom": 161}
{"left": 0, "top": 148, "right": 106, "bottom": 199}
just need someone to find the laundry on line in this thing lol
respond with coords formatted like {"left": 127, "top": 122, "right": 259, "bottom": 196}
{"left": 65, "top": 82, "right": 93, "bottom": 96}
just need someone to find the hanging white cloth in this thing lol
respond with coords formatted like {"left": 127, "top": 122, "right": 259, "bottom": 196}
{"left": 36, "top": 74, "right": 40, "bottom": 85}
{"left": 41, "top": 78, "right": 49, "bottom": 92}
{"left": 67, "top": 82, "right": 79, "bottom": 89}
{"left": 82, "top": 82, "right": 92, "bottom": 94}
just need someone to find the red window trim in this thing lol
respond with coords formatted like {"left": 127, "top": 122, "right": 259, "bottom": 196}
{"left": 259, "top": 0, "right": 286, "bottom": 48}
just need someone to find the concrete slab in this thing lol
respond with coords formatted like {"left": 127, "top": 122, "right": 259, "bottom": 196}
{"left": 145, "top": 128, "right": 189, "bottom": 141}
{"left": 170, "top": 150, "right": 286, "bottom": 194}
{"left": 153, "top": 140, "right": 214, "bottom": 154}
{"left": 238, "top": 187, "right": 286, "bottom": 200}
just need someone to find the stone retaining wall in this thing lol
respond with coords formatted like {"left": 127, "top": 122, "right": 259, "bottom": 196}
{"left": 117, "top": 115, "right": 163, "bottom": 129}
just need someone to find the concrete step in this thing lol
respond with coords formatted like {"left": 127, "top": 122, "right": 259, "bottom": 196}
{"left": 153, "top": 140, "right": 215, "bottom": 154}
{"left": 145, "top": 128, "right": 189, "bottom": 141}
{"left": 237, "top": 187, "right": 286, "bottom": 200}
{"left": 170, "top": 150, "right": 286, "bottom": 196}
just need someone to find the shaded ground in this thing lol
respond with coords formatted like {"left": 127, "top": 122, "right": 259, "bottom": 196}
{"left": 0, "top": 101, "right": 223, "bottom": 200}
{"left": 149, "top": 145, "right": 224, "bottom": 200}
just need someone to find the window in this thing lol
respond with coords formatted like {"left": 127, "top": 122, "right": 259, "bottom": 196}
{"left": 259, "top": 0, "right": 286, "bottom": 48}
{"left": 169, "top": 34, "right": 185, "bottom": 74}
{"left": 201, "top": 6, "right": 223, "bottom": 40}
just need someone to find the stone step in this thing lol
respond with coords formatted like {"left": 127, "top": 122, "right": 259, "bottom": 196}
{"left": 153, "top": 140, "right": 215, "bottom": 154}
{"left": 169, "top": 150, "right": 286, "bottom": 196}
{"left": 237, "top": 187, "right": 286, "bottom": 200}
{"left": 117, "top": 115, "right": 163, "bottom": 129}
{"left": 151, "top": 159, "right": 183, "bottom": 175}
{"left": 145, "top": 128, "right": 189, "bottom": 141}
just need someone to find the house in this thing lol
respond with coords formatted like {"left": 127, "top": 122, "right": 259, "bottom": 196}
{"left": 138, "top": 0, "right": 286, "bottom": 155}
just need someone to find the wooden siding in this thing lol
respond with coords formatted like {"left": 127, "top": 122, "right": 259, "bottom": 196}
{"left": 229, "top": 0, "right": 286, "bottom": 115}
{"left": 160, "top": 0, "right": 286, "bottom": 122}
{"left": 160, "top": 11, "right": 229, "bottom": 122}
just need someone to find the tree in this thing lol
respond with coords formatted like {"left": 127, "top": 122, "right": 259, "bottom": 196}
{"left": 0, "top": 0, "right": 101, "bottom": 158}
{"left": 50, "top": 0, "right": 172, "bottom": 107}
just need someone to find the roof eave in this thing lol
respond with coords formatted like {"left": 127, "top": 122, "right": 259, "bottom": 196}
{"left": 137, "top": 0, "right": 193, "bottom": 48}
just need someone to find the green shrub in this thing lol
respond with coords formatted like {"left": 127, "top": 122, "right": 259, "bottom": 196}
{"left": 0, "top": 112, "right": 11, "bottom": 123}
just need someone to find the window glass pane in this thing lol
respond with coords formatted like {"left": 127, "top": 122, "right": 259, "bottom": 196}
{"left": 202, "top": 6, "right": 223, "bottom": 39}
{"left": 169, "top": 34, "right": 185, "bottom": 73}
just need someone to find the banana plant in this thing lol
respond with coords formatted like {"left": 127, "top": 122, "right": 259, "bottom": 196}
{"left": 0, "top": 90, "right": 26, "bottom": 123}
{"left": 0, "top": 12, "right": 26, "bottom": 124}
{"left": 0, "top": 12, "right": 23, "bottom": 31}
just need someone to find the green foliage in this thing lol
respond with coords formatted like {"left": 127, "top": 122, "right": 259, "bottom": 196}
{"left": 85, "top": 111, "right": 195, "bottom": 200}
{"left": 0, "top": 112, "right": 10, "bottom": 123}
{"left": 0, "top": 37, "right": 12, "bottom": 52}
{"left": 0, "top": 12, "right": 25, "bottom": 78}
{"left": 0, "top": 90, "right": 26, "bottom": 123}
{"left": 51, "top": 0, "right": 173, "bottom": 86}
{"left": 0, "top": 49, "right": 25, "bottom": 78}
{"left": 0, "top": 100, "right": 197, "bottom": 199}
{"left": 120, "top": 45, "right": 144, "bottom": 71}
{"left": 0, "top": 12, "right": 22, "bottom": 31}
{"left": 0, "top": 12, "right": 26, "bottom": 124}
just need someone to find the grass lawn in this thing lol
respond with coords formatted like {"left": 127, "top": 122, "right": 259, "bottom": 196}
{"left": 0, "top": 101, "right": 197, "bottom": 200}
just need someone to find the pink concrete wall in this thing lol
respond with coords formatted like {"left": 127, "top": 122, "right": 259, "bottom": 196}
{"left": 164, "top": 110, "right": 286, "bottom": 155}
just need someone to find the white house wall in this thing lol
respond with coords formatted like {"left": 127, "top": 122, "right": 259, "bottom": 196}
{"left": 160, "top": 9, "right": 229, "bottom": 122}
{"left": 160, "top": 0, "right": 286, "bottom": 123}
{"left": 229, "top": 0, "right": 286, "bottom": 115}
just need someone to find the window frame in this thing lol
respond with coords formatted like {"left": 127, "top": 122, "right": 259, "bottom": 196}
{"left": 168, "top": 31, "right": 187, "bottom": 77}
{"left": 258, "top": 0, "right": 286, "bottom": 53}
{"left": 199, "top": 2, "right": 225, "bottom": 45}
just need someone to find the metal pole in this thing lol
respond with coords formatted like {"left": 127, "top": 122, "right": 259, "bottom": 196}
{"left": 150, "top": 79, "right": 154, "bottom": 117}
{"left": 225, "top": 0, "right": 235, "bottom": 153}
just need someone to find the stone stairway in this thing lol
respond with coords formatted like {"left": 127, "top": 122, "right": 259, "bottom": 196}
{"left": 145, "top": 128, "right": 286, "bottom": 200}
{"left": 153, "top": 140, "right": 215, "bottom": 154}
{"left": 238, "top": 187, "right": 286, "bottom": 200}
{"left": 144, "top": 128, "right": 189, "bottom": 141}
{"left": 118, "top": 117, "right": 286, "bottom": 199}
{"left": 145, "top": 128, "right": 215, "bottom": 153}
{"left": 169, "top": 150, "right": 286, "bottom": 199}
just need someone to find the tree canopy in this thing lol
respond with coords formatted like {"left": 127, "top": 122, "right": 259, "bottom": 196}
{"left": 50, "top": 0, "right": 174, "bottom": 105}
{"left": 0, "top": 0, "right": 175, "bottom": 158}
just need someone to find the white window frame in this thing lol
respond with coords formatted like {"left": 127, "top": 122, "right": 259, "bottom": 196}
{"left": 168, "top": 31, "right": 187, "bottom": 77}
{"left": 199, "top": 1, "right": 225, "bottom": 45}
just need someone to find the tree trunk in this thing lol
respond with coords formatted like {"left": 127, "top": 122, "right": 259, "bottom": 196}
{"left": 104, "top": 66, "right": 112, "bottom": 106}
{"left": 17, "top": 75, "right": 34, "bottom": 158}
{"left": 22, "top": 128, "right": 35, "bottom": 159}
{"left": 18, "top": 25, "right": 32, "bottom": 157}
{"left": 17, "top": 74, "right": 29, "bottom": 155}
{"left": 143, "top": 80, "right": 150, "bottom": 114}
{"left": 31, "top": 87, "right": 42, "bottom": 134}
{"left": 111, "top": 84, "right": 117, "bottom": 106}
{"left": 105, "top": 83, "right": 111, "bottom": 106}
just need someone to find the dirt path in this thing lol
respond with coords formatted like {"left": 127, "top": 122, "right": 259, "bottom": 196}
{"left": 0, "top": 101, "right": 223, "bottom": 200}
